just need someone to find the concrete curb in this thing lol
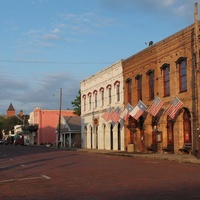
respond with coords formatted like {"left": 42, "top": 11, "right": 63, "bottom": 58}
{"left": 76, "top": 149, "right": 200, "bottom": 164}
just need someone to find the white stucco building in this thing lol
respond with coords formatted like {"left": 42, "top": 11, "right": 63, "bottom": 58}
{"left": 80, "top": 60, "right": 124, "bottom": 151}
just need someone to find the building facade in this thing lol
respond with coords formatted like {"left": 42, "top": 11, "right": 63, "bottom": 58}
{"left": 81, "top": 60, "right": 125, "bottom": 151}
{"left": 122, "top": 21, "right": 200, "bottom": 154}
{"left": 6, "top": 103, "right": 15, "bottom": 118}
{"left": 28, "top": 107, "right": 76, "bottom": 145}
{"left": 58, "top": 115, "right": 81, "bottom": 148}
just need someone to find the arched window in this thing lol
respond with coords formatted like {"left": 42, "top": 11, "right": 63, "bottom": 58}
{"left": 106, "top": 84, "right": 112, "bottom": 104}
{"left": 99, "top": 87, "right": 104, "bottom": 107}
{"left": 82, "top": 94, "right": 86, "bottom": 111}
{"left": 114, "top": 80, "right": 120, "bottom": 102}
{"left": 88, "top": 92, "right": 92, "bottom": 110}
{"left": 93, "top": 90, "right": 97, "bottom": 108}
{"left": 135, "top": 74, "right": 142, "bottom": 101}
{"left": 176, "top": 57, "right": 187, "bottom": 92}
{"left": 146, "top": 70, "right": 154, "bottom": 100}
{"left": 161, "top": 63, "right": 170, "bottom": 97}
{"left": 126, "top": 78, "right": 132, "bottom": 104}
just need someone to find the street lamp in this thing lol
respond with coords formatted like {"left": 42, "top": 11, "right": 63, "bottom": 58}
{"left": 58, "top": 88, "right": 62, "bottom": 149}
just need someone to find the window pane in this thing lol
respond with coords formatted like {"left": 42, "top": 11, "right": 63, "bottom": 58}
{"left": 109, "top": 88, "right": 111, "bottom": 104}
{"left": 137, "top": 76, "right": 142, "bottom": 101}
{"left": 101, "top": 91, "right": 104, "bottom": 106}
{"left": 179, "top": 60, "right": 187, "bottom": 92}
{"left": 164, "top": 66, "right": 170, "bottom": 96}
{"left": 149, "top": 72, "right": 154, "bottom": 100}
{"left": 117, "top": 85, "right": 120, "bottom": 102}
{"left": 127, "top": 79, "right": 132, "bottom": 104}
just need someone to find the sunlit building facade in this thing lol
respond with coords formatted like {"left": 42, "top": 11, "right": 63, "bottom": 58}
{"left": 81, "top": 60, "right": 125, "bottom": 150}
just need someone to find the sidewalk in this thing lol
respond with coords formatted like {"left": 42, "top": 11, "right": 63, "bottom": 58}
{"left": 76, "top": 148, "right": 200, "bottom": 164}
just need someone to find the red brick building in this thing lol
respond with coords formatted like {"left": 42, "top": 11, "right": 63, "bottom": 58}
{"left": 6, "top": 103, "right": 15, "bottom": 118}
{"left": 122, "top": 19, "right": 200, "bottom": 154}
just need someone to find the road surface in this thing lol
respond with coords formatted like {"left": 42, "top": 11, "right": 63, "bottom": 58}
{"left": 0, "top": 145, "right": 200, "bottom": 200}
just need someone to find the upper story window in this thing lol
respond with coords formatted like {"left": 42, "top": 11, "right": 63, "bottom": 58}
{"left": 114, "top": 80, "right": 120, "bottom": 102}
{"left": 176, "top": 57, "right": 187, "bottom": 92}
{"left": 93, "top": 90, "right": 97, "bottom": 108}
{"left": 100, "top": 87, "right": 104, "bottom": 107}
{"left": 126, "top": 78, "right": 132, "bottom": 104}
{"left": 88, "top": 92, "right": 92, "bottom": 110}
{"left": 107, "top": 84, "right": 112, "bottom": 104}
{"left": 116, "top": 84, "right": 120, "bottom": 102}
{"left": 161, "top": 63, "right": 170, "bottom": 97}
{"left": 146, "top": 70, "right": 154, "bottom": 100}
{"left": 82, "top": 95, "right": 86, "bottom": 111}
{"left": 135, "top": 74, "right": 142, "bottom": 101}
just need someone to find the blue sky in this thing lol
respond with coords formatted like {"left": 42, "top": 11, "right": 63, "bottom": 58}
{"left": 0, "top": 0, "right": 199, "bottom": 115}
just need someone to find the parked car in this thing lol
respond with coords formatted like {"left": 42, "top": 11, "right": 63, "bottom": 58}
{"left": 4, "top": 136, "right": 14, "bottom": 145}
{"left": 14, "top": 138, "right": 24, "bottom": 146}
{"left": 0, "top": 139, "right": 5, "bottom": 145}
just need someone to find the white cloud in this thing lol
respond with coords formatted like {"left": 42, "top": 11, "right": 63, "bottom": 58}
{"left": 0, "top": 69, "right": 80, "bottom": 114}
{"left": 52, "top": 28, "right": 60, "bottom": 33}
{"left": 60, "top": 12, "right": 116, "bottom": 33}
{"left": 42, "top": 33, "right": 61, "bottom": 41}
{"left": 176, "top": 5, "right": 188, "bottom": 16}
{"left": 100, "top": 0, "right": 197, "bottom": 20}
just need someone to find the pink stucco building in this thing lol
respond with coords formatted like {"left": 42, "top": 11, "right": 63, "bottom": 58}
{"left": 29, "top": 108, "right": 76, "bottom": 145}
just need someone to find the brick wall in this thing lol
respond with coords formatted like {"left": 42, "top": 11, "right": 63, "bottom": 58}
{"left": 122, "top": 23, "right": 196, "bottom": 153}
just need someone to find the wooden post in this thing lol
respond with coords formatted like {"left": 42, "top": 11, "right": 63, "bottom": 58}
{"left": 58, "top": 88, "right": 62, "bottom": 149}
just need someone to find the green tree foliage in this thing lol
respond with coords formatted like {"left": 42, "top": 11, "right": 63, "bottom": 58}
{"left": 1, "top": 116, "right": 23, "bottom": 135}
{"left": 71, "top": 90, "right": 81, "bottom": 116}
{"left": 0, "top": 115, "right": 6, "bottom": 139}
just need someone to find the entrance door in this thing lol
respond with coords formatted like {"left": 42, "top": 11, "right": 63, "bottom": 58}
{"left": 103, "top": 124, "right": 106, "bottom": 149}
{"left": 110, "top": 124, "right": 113, "bottom": 150}
{"left": 84, "top": 126, "right": 87, "bottom": 149}
{"left": 183, "top": 110, "right": 191, "bottom": 143}
{"left": 167, "top": 116, "right": 174, "bottom": 145}
{"left": 118, "top": 123, "right": 121, "bottom": 150}
{"left": 96, "top": 126, "right": 98, "bottom": 149}
{"left": 90, "top": 126, "right": 93, "bottom": 149}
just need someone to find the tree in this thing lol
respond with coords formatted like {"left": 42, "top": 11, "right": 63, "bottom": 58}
{"left": 0, "top": 115, "right": 6, "bottom": 139}
{"left": 71, "top": 90, "right": 81, "bottom": 116}
{"left": 2, "top": 116, "right": 23, "bottom": 135}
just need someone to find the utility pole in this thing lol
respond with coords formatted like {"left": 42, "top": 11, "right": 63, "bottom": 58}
{"left": 58, "top": 87, "right": 62, "bottom": 149}
{"left": 194, "top": 3, "right": 200, "bottom": 158}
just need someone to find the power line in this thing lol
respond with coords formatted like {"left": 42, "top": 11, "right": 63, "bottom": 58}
{"left": 0, "top": 59, "right": 112, "bottom": 65}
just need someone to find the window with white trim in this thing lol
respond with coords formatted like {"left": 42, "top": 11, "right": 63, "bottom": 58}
{"left": 100, "top": 88, "right": 104, "bottom": 107}
{"left": 109, "top": 87, "right": 111, "bottom": 104}
{"left": 116, "top": 84, "right": 120, "bottom": 102}
{"left": 94, "top": 91, "right": 97, "bottom": 108}
{"left": 83, "top": 95, "right": 86, "bottom": 111}
{"left": 88, "top": 93, "right": 92, "bottom": 110}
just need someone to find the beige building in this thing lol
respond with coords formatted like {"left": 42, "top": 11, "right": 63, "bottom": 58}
{"left": 81, "top": 60, "right": 125, "bottom": 151}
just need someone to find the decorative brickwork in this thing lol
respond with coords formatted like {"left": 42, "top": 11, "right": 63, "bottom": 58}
{"left": 122, "top": 23, "right": 198, "bottom": 154}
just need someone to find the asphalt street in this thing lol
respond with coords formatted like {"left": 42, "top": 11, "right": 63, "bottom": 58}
{"left": 0, "top": 145, "right": 200, "bottom": 200}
